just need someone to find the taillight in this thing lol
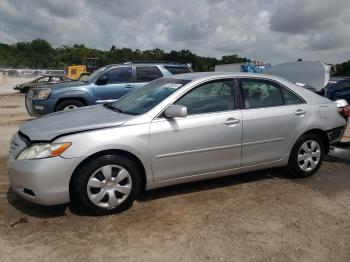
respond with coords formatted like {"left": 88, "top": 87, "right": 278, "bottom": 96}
{"left": 336, "top": 99, "right": 350, "bottom": 117}
{"left": 339, "top": 105, "right": 350, "bottom": 117}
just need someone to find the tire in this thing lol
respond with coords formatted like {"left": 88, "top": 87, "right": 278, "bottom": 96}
{"left": 55, "top": 99, "right": 85, "bottom": 111}
{"left": 286, "top": 133, "right": 324, "bottom": 178}
{"left": 71, "top": 155, "right": 142, "bottom": 215}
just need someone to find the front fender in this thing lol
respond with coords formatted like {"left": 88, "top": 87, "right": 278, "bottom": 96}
{"left": 55, "top": 124, "right": 153, "bottom": 184}
{"left": 51, "top": 88, "right": 94, "bottom": 105}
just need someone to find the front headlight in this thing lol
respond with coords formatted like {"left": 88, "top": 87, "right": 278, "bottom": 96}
{"left": 17, "top": 143, "right": 71, "bottom": 160}
{"left": 34, "top": 88, "right": 51, "bottom": 99}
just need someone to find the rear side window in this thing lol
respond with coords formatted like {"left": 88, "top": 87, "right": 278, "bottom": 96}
{"left": 164, "top": 66, "right": 191, "bottom": 75}
{"left": 51, "top": 76, "right": 61, "bottom": 82}
{"left": 38, "top": 77, "right": 50, "bottom": 82}
{"left": 136, "top": 66, "right": 163, "bottom": 82}
{"left": 241, "top": 79, "right": 284, "bottom": 109}
{"left": 282, "top": 88, "right": 304, "bottom": 105}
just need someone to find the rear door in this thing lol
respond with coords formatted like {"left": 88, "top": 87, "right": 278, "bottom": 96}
{"left": 150, "top": 79, "right": 242, "bottom": 181}
{"left": 134, "top": 66, "right": 163, "bottom": 90}
{"left": 240, "top": 78, "right": 310, "bottom": 166}
{"left": 93, "top": 66, "right": 134, "bottom": 103}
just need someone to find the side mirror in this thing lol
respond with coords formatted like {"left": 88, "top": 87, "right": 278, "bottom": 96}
{"left": 164, "top": 105, "right": 187, "bottom": 118}
{"left": 96, "top": 75, "right": 108, "bottom": 85}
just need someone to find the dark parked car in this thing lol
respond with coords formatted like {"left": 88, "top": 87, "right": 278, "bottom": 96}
{"left": 26, "top": 62, "right": 192, "bottom": 116}
{"left": 14, "top": 75, "right": 71, "bottom": 94}
{"left": 319, "top": 78, "right": 350, "bottom": 104}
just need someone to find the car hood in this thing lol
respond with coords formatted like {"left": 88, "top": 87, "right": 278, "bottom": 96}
{"left": 18, "top": 80, "right": 32, "bottom": 87}
{"left": 20, "top": 105, "right": 133, "bottom": 141}
{"left": 46, "top": 80, "right": 86, "bottom": 90}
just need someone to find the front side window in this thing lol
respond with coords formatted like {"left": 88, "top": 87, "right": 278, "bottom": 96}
{"left": 136, "top": 66, "right": 163, "bottom": 82}
{"left": 107, "top": 78, "right": 190, "bottom": 115}
{"left": 175, "top": 80, "right": 234, "bottom": 115}
{"left": 86, "top": 65, "right": 109, "bottom": 82}
{"left": 241, "top": 79, "right": 284, "bottom": 109}
{"left": 105, "top": 67, "right": 132, "bottom": 84}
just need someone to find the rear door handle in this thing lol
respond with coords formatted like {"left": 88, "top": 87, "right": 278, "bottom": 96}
{"left": 295, "top": 109, "right": 306, "bottom": 116}
{"left": 223, "top": 118, "right": 240, "bottom": 125}
{"left": 125, "top": 84, "right": 133, "bottom": 88}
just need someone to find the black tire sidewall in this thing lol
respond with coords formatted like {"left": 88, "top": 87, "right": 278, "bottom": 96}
{"left": 56, "top": 100, "right": 85, "bottom": 111}
{"left": 287, "top": 134, "right": 324, "bottom": 178}
{"left": 72, "top": 155, "right": 142, "bottom": 215}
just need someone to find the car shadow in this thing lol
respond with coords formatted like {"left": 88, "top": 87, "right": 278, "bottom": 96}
{"left": 137, "top": 169, "right": 281, "bottom": 202}
{"left": 7, "top": 169, "right": 281, "bottom": 218}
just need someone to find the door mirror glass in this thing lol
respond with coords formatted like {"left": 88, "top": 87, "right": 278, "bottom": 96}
{"left": 164, "top": 105, "right": 187, "bottom": 118}
{"left": 96, "top": 75, "right": 108, "bottom": 85}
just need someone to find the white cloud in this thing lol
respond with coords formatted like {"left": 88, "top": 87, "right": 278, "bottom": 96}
{"left": 0, "top": 0, "right": 350, "bottom": 64}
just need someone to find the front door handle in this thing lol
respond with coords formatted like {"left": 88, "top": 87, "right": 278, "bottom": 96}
{"left": 295, "top": 109, "right": 306, "bottom": 116}
{"left": 223, "top": 118, "right": 240, "bottom": 125}
{"left": 125, "top": 84, "right": 133, "bottom": 88}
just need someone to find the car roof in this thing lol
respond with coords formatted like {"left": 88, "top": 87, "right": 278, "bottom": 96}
{"left": 330, "top": 77, "right": 350, "bottom": 82}
{"left": 169, "top": 72, "right": 289, "bottom": 82}
{"left": 107, "top": 62, "right": 189, "bottom": 67}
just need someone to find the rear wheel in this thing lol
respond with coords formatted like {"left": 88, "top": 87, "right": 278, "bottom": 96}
{"left": 71, "top": 155, "right": 142, "bottom": 215}
{"left": 286, "top": 133, "right": 324, "bottom": 178}
{"left": 55, "top": 99, "right": 85, "bottom": 111}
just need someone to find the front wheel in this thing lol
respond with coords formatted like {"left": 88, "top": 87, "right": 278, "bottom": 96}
{"left": 71, "top": 155, "right": 142, "bottom": 215}
{"left": 286, "top": 134, "right": 324, "bottom": 178}
{"left": 55, "top": 99, "right": 85, "bottom": 112}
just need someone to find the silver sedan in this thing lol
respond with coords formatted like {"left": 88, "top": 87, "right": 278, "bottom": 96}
{"left": 8, "top": 72, "right": 349, "bottom": 215}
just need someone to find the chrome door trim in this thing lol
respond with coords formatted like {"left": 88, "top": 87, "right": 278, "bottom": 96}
{"left": 242, "top": 137, "right": 284, "bottom": 146}
{"left": 155, "top": 143, "right": 241, "bottom": 158}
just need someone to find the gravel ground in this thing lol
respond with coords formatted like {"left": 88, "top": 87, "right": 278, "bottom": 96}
{"left": 0, "top": 82, "right": 350, "bottom": 262}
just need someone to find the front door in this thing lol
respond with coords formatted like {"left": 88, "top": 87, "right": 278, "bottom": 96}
{"left": 150, "top": 79, "right": 242, "bottom": 181}
{"left": 93, "top": 66, "right": 134, "bottom": 103}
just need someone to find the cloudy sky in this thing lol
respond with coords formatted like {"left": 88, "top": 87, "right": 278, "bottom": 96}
{"left": 0, "top": 0, "right": 349, "bottom": 64}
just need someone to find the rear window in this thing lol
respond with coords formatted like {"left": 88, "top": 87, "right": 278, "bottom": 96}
{"left": 164, "top": 66, "right": 191, "bottom": 75}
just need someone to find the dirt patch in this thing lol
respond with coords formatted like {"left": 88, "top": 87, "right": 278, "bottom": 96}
{"left": 0, "top": 105, "right": 20, "bottom": 109}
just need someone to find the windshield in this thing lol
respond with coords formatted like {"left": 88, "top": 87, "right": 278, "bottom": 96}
{"left": 107, "top": 78, "right": 190, "bottom": 115}
{"left": 85, "top": 65, "right": 110, "bottom": 82}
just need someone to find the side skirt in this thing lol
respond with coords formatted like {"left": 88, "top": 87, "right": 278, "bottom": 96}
{"left": 145, "top": 156, "right": 289, "bottom": 190}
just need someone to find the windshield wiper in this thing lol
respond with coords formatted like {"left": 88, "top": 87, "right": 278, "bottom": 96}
{"left": 103, "top": 103, "right": 123, "bottom": 113}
